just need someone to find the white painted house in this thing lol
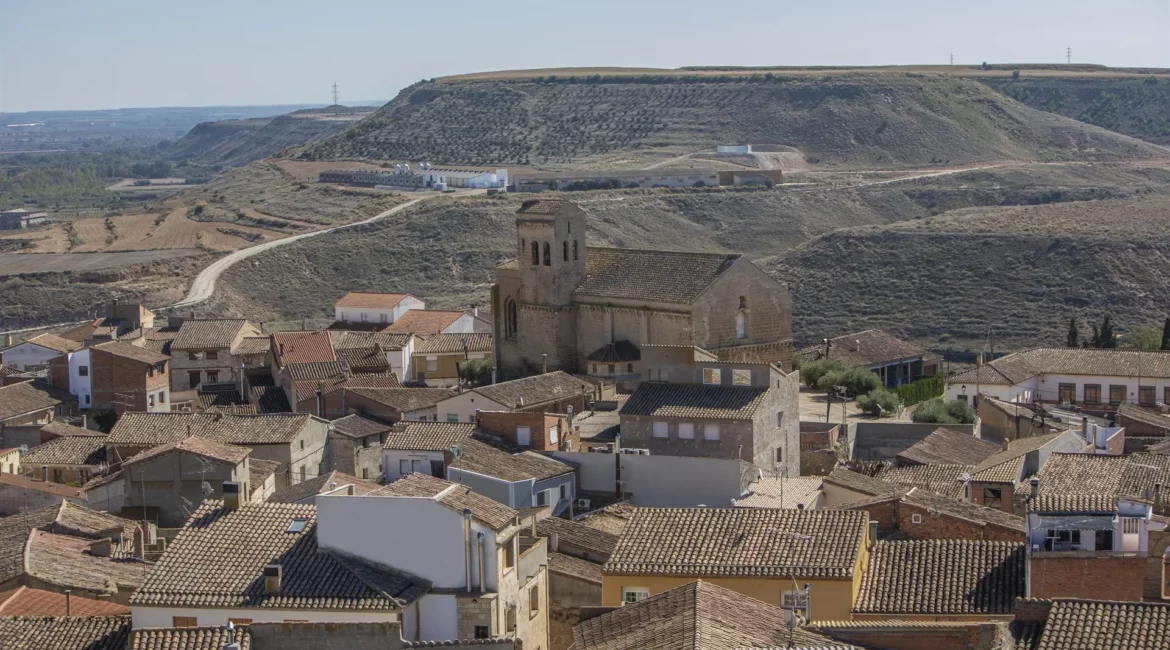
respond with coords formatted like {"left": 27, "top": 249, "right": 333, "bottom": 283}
{"left": 334, "top": 292, "right": 425, "bottom": 327}
{"left": 1, "top": 333, "right": 82, "bottom": 371}
{"left": 68, "top": 348, "right": 92, "bottom": 409}
{"left": 420, "top": 167, "right": 508, "bottom": 189}
{"left": 946, "top": 347, "right": 1170, "bottom": 410}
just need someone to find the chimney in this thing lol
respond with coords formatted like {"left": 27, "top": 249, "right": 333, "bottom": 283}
{"left": 316, "top": 384, "right": 325, "bottom": 418}
{"left": 797, "top": 503, "right": 805, "bottom": 510}
{"left": 464, "top": 509, "right": 473, "bottom": 593}
{"left": 853, "top": 339, "right": 860, "bottom": 352}
{"left": 42, "top": 466, "right": 48, "bottom": 482}
{"left": 868, "top": 520, "right": 878, "bottom": 548}
{"left": 1082, "top": 417, "right": 1091, "bottom": 445}
{"left": 477, "top": 531, "right": 487, "bottom": 593}
{"left": 263, "top": 564, "right": 282, "bottom": 594}
{"left": 1030, "top": 477, "right": 1040, "bottom": 501}
{"left": 223, "top": 481, "right": 242, "bottom": 511}
{"left": 4, "top": 333, "right": 11, "bottom": 347}
{"left": 550, "top": 531, "right": 560, "bottom": 553}
{"left": 542, "top": 353, "right": 548, "bottom": 374}
{"left": 65, "top": 590, "right": 71, "bottom": 617}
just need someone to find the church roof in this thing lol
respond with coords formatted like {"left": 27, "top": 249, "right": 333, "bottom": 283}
{"left": 575, "top": 247, "right": 741, "bottom": 305}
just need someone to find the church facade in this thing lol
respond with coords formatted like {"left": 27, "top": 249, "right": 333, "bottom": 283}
{"left": 490, "top": 200, "right": 794, "bottom": 379}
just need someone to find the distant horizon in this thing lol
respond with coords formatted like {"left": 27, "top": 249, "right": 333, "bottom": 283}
{"left": 0, "top": 100, "right": 390, "bottom": 116}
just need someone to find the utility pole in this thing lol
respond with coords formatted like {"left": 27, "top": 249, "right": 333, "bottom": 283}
{"left": 823, "top": 338, "right": 833, "bottom": 423}
{"left": 1066, "top": 46, "right": 1072, "bottom": 64}
{"left": 950, "top": 53, "right": 954, "bottom": 66}
{"left": 331, "top": 82, "right": 340, "bottom": 106}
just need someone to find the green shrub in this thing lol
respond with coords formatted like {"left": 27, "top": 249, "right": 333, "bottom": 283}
{"left": 800, "top": 359, "right": 846, "bottom": 389}
{"left": 896, "top": 375, "right": 945, "bottom": 406}
{"left": 856, "top": 389, "right": 902, "bottom": 417}
{"left": 459, "top": 358, "right": 494, "bottom": 387}
{"left": 816, "top": 366, "right": 881, "bottom": 398}
{"left": 912, "top": 397, "right": 977, "bottom": 424}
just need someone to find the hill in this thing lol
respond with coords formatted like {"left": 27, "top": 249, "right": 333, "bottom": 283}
{"left": 164, "top": 106, "right": 375, "bottom": 168}
{"left": 981, "top": 76, "right": 1170, "bottom": 146}
{"left": 764, "top": 194, "right": 1170, "bottom": 348}
{"left": 300, "top": 73, "right": 1166, "bottom": 169}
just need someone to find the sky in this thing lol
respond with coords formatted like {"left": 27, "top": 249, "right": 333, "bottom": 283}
{"left": 2, "top": 0, "right": 1168, "bottom": 112}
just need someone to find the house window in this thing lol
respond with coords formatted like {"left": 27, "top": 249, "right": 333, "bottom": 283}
{"left": 536, "top": 490, "right": 549, "bottom": 507}
{"left": 911, "top": 513, "right": 923, "bottom": 524}
{"left": 1139, "top": 385, "right": 1156, "bottom": 406}
{"left": 1045, "top": 529, "right": 1081, "bottom": 551}
{"left": 1058, "top": 383, "right": 1076, "bottom": 404}
{"left": 52, "top": 469, "right": 63, "bottom": 483}
{"left": 529, "top": 584, "right": 540, "bottom": 616}
{"left": 300, "top": 440, "right": 304, "bottom": 450}
{"left": 563, "top": 241, "right": 568, "bottom": 261}
{"left": 188, "top": 352, "right": 199, "bottom": 361}
{"left": 622, "top": 587, "right": 650, "bottom": 604}
{"left": 607, "top": 364, "right": 615, "bottom": 374}
{"left": 360, "top": 312, "right": 369, "bottom": 322}
{"left": 506, "top": 605, "right": 517, "bottom": 632}
{"left": 400, "top": 459, "right": 411, "bottom": 476}
{"left": 503, "top": 539, "right": 516, "bottom": 569}
{"left": 84, "top": 395, "right": 90, "bottom": 405}
{"left": 739, "top": 296, "right": 747, "bottom": 309}
{"left": 653, "top": 422, "right": 669, "bottom": 438}
{"left": 559, "top": 483, "right": 569, "bottom": 500}
{"left": 733, "top": 369, "right": 751, "bottom": 386}
{"left": 173, "top": 616, "right": 198, "bottom": 628}
{"left": 505, "top": 299, "right": 518, "bottom": 339}
{"left": 1110, "top": 385, "right": 1126, "bottom": 405}
{"left": 148, "top": 394, "right": 155, "bottom": 408}
{"left": 1095, "top": 529, "right": 1114, "bottom": 551}
{"left": 447, "top": 413, "right": 459, "bottom": 423}
{"left": 780, "top": 590, "right": 808, "bottom": 611}
{"left": 775, "top": 448, "right": 782, "bottom": 464}
{"left": 531, "top": 242, "right": 539, "bottom": 265}
{"left": 704, "top": 423, "right": 720, "bottom": 441}
{"left": 590, "top": 364, "right": 596, "bottom": 374}
{"left": 702, "top": 368, "right": 722, "bottom": 385}
{"left": 776, "top": 411, "right": 783, "bottom": 427}
{"left": 207, "top": 350, "right": 218, "bottom": 360}
{"left": 206, "top": 371, "right": 219, "bottom": 383}
{"left": 678, "top": 423, "right": 695, "bottom": 440}
{"left": 380, "top": 313, "right": 388, "bottom": 323}
{"left": 426, "top": 356, "right": 439, "bottom": 372}
{"left": 549, "top": 426, "right": 559, "bottom": 445}
{"left": 362, "top": 468, "right": 369, "bottom": 479}
{"left": 627, "top": 363, "right": 633, "bottom": 373}
{"left": 475, "top": 626, "right": 490, "bottom": 640}
{"left": 983, "top": 487, "right": 1003, "bottom": 508}
{"left": 78, "top": 365, "right": 88, "bottom": 377}
{"left": 1165, "top": 387, "right": 1170, "bottom": 405}
{"left": 543, "top": 242, "right": 551, "bottom": 266}
{"left": 735, "top": 312, "right": 747, "bottom": 339}
{"left": 299, "top": 466, "right": 306, "bottom": 482}
{"left": 1084, "top": 384, "right": 1101, "bottom": 404}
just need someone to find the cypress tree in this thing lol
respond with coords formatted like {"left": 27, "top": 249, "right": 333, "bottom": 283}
{"left": 1066, "top": 318, "right": 1079, "bottom": 348}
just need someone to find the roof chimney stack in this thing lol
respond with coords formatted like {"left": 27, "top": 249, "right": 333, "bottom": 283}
{"left": 263, "top": 564, "right": 282, "bottom": 594}
{"left": 868, "top": 520, "right": 878, "bottom": 548}
{"left": 223, "top": 481, "right": 241, "bottom": 511}
{"left": 1082, "top": 417, "right": 1091, "bottom": 445}
{"left": 1030, "top": 477, "right": 1040, "bottom": 501}
{"left": 542, "top": 353, "right": 548, "bottom": 375}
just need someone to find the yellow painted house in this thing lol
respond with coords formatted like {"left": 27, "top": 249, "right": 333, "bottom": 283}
{"left": 600, "top": 507, "right": 871, "bottom": 621}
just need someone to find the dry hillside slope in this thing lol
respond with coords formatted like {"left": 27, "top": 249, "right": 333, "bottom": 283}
{"left": 301, "top": 74, "right": 1166, "bottom": 169}
{"left": 765, "top": 195, "right": 1170, "bottom": 347}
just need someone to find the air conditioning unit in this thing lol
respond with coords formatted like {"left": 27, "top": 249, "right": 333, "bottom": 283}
{"left": 576, "top": 498, "right": 592, "bottom": 509}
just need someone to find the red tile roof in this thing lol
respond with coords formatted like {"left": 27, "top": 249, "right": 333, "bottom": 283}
{"left": 335, "top": 292, "right": 414, "bottom": 309}
{"left": 384, "top": 310, "right": 465, "bottom": 334}
{"left": 0, "top": 586, "right": 130, "bottom": 616}
{"left": 272, "top": 331, "right": 337, "bottom": 366}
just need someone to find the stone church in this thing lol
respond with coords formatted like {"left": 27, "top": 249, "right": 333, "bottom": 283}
{"left": 490, "top": 200, "right": 794, "bottom": 379}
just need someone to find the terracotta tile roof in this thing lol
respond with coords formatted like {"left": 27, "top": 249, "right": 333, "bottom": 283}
{"left": 40, "top": 420, "right": 104, "bottom": 438}
{"left": 371, "top": 473, "right": 518, "bottom": 531}
{"left": 233, "top": 336, "right": 271, "bottom": 356}
{"left": 586, "top": 340, "right": 641, "bottom": 363}
{"left": 268, "top": 470, "right": 381, "bottom": 503}
{"left": 735, "top": 476, "right": 824, "bottom": 509}
{"left": 0, "top": 615, "right": 130, "bottom": 650}
{"left": 272, "top": 331, "right": 337, "bottom": 365}
{"left": 331, "top": 414, "right": 394, "bottom": 439}
{"left": 171, "top": 319, "right": 252, "bottom": 351}
{"left": 580, "top": 503, "right": 638, "bottom": 536}
{"left": 384, "top": 310, "right": 466, "bottom": 335}
{"left": 836, "top": 488, "right": 1027, "bottom": 534}
{"left": 536, "top": 517, "right": 618, "bottom": 559}
{"left": 286, "top": 360, "right": 346, "bottom": 381}
{"left": 876, "top": 463, "right": 972, "bottom": 499}
{"left": 604, "top": 508, "right": 868, "bottom": 579}
{"left": 951, "top": 347, "right": 1170, "bottom": 385}
{"left": 855, "top": 540, "right": 1025, "bottom": 615}
{"left": 26, "top": 530, "right": 147, "bottom": 595}
{"left": 450, "top": 438, "right": 573, "bottom": 482}
{"left": 123, "top": 435, "right": 250, "bottom": 468}
{"left": 249, "top": 458, "right": 281, "bottom": 486}
{"left": 107, "top": 412, "right": 314, "bottom": 447}
{"left": 548, "top": 552, "right": 602, "bottom": 584}
{"left": 572, "top": 580, "right": 857, "bottom": 650}
{"left": 292, "top": 374, "right": 403, "bottom": 404}
{"left": 1027, "top": 453, "right": 1128, "bottom": 513}
{"left": 91, "top": 340, "right": 168, "bottom": 365}
{"left": 17, "top": 333, "right": 83, "bottom": 354}
{"left": 473, "top": 371, "right": 594, "bottom": 409}
{"left": 130, "top": 627, "right": 251, "bottom": 650}
{"left": 384, "top": 421, "right": 475, "bottom": 451}
{"left": 1119, "top": 452, "right": 1170, "bottom": 500}
{"left": 329, "top": 331, "right": 413, "bottom": 352}
{"left": 516, "top": 199, "right": 568, "bottom": 215}
{"left": 0, "top": 503, "right": 137, "bottom": 590}
{"left": 0, "top": 586, "right": 130, "bottom": 616}
{"left": 797, "top": 329, "right": 931, "bottom": 368}
{"left": 347, "top": 387, "right": 453, "bottom": 413}
{"left": 1035, "top": 599, "right": 1170, "bottom": 650}
{"left": 620, "top": 382, "right": 769, "bottom": 420}
{"left": 897, "top": 428, "right": 1001, "bottom": 466}
{"left": 251, "top": 385, "right": 292, "bottom": 413}
{"left": 0, "top": 381, "right": 62, "bottom": 421}
{"left": 822, "top": 467, "right": 901, "bottom": 497}
{"left": 414, "top": 333, "right": 493, "bottom": 355}
{"left": 335, "top": 291, "right": 414, "bottom": 309}
{"left": 131, "top": 500, "right": 429, "bottom": 610}
{"left": 576, "top": 247, "right": 741, "bottom": 305}
{"left": 22, "top": 436, "right": 107, "bottom": 466}
{"left": 971, "top": 432, "right": 1068, "bottom": 483}
{"left": 0, "top": 473, "right": 84, "bottom": 498}
{"left": 337, "top": 346, "right": 390, "bottom": 372}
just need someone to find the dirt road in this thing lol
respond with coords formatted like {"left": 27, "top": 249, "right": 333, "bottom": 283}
{"left": 173, "top": 191, "right": 478, "bottom": 307}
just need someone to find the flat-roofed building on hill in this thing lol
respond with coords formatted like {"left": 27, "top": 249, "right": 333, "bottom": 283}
{"left": 492, "top": 200, "right": 794, "bottom": 379}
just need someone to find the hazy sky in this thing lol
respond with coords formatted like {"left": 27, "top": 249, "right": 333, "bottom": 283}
{"left": 2, "top": 0, "right": 1168, "bottom": 112}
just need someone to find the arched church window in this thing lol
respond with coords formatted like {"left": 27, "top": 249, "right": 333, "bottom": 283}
{"left": 736, "top": 311, "right": 747, "bottom": 339}
{"left": 505, "top": 299, "right": 518, "bottom": 339}
{"left": 543, "top": 242, "right": 551, "bottom": 266}
{"left": 563, "top": 241, "right": 569, "bottom": 262}
{"left": 531, "top": 242, "right": 539, "bottom": 265}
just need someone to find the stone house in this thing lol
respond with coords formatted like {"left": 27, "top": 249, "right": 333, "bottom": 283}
{"left": 88, "top": 341, "right": 170, "bottom": 414}
{"left": 117, "top": 435, "right": 251, "bottom": 527}
{"left": 492, "top": 200, "right": 794, "bottom": 379}
{"left": 412, "top": 333, "right": 494, "bottom": 388}
{"left": 601, "top": 507, "right": 870, "bottom": 621}
{"left": 617, "top": 359, "right": 800, "bottom": 477}
{"left": 0, "top": 380, "right": 67, "bottom": 449}
{"left": 1, "top": 334, "right": 82, "bottom": 372}
{"left": 434, "top": 371, "right": 596, "bottom": 424}
{"left": 0, "top": 447, "right": 19, "bottom": 474}
{"left": 21, "top": 436, "right": 107, "bottom": 485}
{"left": 477, "top": 410, "right": 574, "bottom": 452}
{"left": 382, "top": 422, "right": 475, "bottom": 483}
{"left": 326, "top": 414, "right": 393, "bottom": 481}
{"left": 169, "top": 319, "right": 260, "bottom": 392}
{"left": 59, "top": 300, "right": 155, "bottom": 346}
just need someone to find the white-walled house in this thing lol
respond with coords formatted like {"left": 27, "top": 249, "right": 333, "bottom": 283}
{"left": 1, "top": 333, "right": 82, "bottom": 371}
{"left": 946, "top": 348, "right": 1170, "bottom": 411}
{"left": 382, "top": 422, "right": 475, "bottom": 483}
{"left": 334, "top": 292, "right": 424, "bottom": 327}
{"left": 385, "top": 310, "right": 493, "bottom": 336}
{"left": 67, "top": 348, "right": 92, "bottom": 409}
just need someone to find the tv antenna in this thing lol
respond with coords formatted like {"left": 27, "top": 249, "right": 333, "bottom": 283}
{"left": 331, "top": 82, "right": 340, "bottom": 106}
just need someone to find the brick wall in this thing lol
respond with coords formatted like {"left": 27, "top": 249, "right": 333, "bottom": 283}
{"left": 48, "top": 355, "right": 70, "bottom": 390}
{"left": 809, "top": 623, "right": 1002, "bottom": 650}
{"left": 846, "top": 498, "right": 1024, "bottom": 542}
{"left": 90, "top": 347, "right": 168, "bottom": 414}
{"left": 969, "top": 481, "right": 1016, "bottom": 516}
{"left": 477, "top": 410, "right": 573, "bottom": 451}
{"left": 1029, "top": 552, "right": 1147, "bottom": 601}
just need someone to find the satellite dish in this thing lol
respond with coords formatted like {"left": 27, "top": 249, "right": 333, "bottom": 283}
{"left": 449, "top": 445, "right": 463, "bottom": 460}
{"left": 202, "top": 481, "right": 213, "bottom": 497}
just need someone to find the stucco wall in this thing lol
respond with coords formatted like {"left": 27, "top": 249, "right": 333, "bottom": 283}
{"left": 689, "top": 261, "right": 793, "bottom": 368}
{"left": 132, "top": 605, "right": 401, "bottom": 629}
{"left": 601, "top": 575, "right": 855, "bottom": 621}
{"left": 551, "top": 451, "right": 752, "bottom": 507}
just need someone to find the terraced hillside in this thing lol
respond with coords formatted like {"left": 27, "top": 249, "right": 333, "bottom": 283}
{"left": 765, "top": 195, "right": 1170, "bottom": 348}
{"left": 165, "top": 106, "right": 375, "bottom": 168}
{"left": 300, "top": 74, "right": 1166, "bottom": 169}
{"left": 983, "top": 77, "right": 1170, "bottom": 145}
